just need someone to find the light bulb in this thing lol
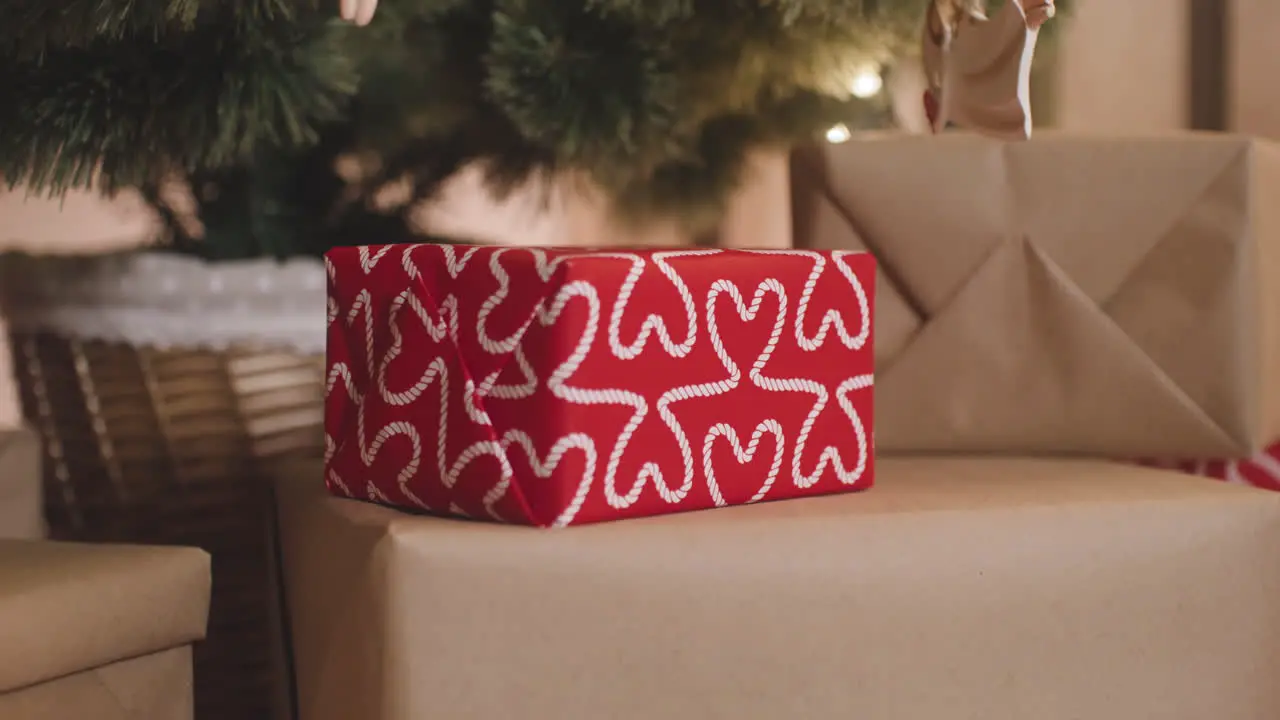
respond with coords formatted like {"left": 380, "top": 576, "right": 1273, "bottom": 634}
{"left": 825, "top": 124, "right": 852, "bottom": 144}
{"left": 849, "top": 64, "right": 884, "bottom": 99}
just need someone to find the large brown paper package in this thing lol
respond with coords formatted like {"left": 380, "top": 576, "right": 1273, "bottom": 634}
{"left": 0, "top": 427, "right": 42, "bottom": 539}
{"left": 0, "top": 540, "right": 211, "bottom": 720}
{"left": 276, "top": 459, "right": 1280, "bottom": 720}
{"left": 792, "top": 133, "right": 1280, "bottom": 457}
{"left": 411, "top": 149, "right": 791, "bottom": 249}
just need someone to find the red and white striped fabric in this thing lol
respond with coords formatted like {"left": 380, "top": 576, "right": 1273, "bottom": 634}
{"left": 1140, "top": 443, "right": 1280, "bottom": 492}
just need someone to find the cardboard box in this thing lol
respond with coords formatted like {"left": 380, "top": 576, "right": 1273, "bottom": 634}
{"left": 277, "top": 458, "right": 1280, "bottom": 720}
{"left": 792, "top": 133, "right": 1280, "bottom": 457}
{"left": 0, "top": 426, "right": 41, "bottom": 540}
{"left": 0, "top": 540, "right": 211, "bottom": 719}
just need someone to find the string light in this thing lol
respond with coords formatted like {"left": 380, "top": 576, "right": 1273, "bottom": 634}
{"left": 849, "top": 63, "right": 884, "bottom": 99}
{"left": 825, "top": 124, "right": 852, "bottom": 144}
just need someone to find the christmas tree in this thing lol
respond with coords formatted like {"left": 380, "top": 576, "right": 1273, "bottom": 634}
{"left": 0, "top": 0, "right": 1060, "bottom": 258}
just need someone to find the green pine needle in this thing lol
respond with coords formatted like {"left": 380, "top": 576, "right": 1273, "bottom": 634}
{"left": 0, "top": 1, "right": 199, "bottom": 57}
{"left": 485, "top": 0, "right": 687, "bottom": 174}
{"left": 0, "top": 10, "right": 358, "bottom": 193}
{"left": 0, "top": 0, "right": 1072, "bottom": 257}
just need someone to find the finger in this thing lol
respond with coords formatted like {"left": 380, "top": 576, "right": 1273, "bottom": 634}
{"left": 339, "top": 0, "right": 357, "bottom": 21}
{"left": 1024, "top": 1, "right": 1055, "bottom": 19}
{"left": 1021, "top": 2, "right": 1054, "bottom": 29}
{"left": 355, "top": 0, "right": 378, "bottom": 26}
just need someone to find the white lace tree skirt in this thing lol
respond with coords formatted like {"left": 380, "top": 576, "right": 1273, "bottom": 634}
{"left": 2, "top": 252, "right": 327, "bottom": 356}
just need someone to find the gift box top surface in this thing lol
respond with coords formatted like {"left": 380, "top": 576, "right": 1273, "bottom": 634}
{"left": 794, "top": 131, "right": 1280, "bottom": 458}
{"left": 277, "top": 458, "right": 1280, "bottom": 720}
{"left": 0, "top": 540, "right": 210, "bottom": 693}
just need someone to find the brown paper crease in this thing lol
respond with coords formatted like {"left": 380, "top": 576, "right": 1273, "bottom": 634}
{"left": 0, "top": 646, "right": 194, "bottom": 720}
{"left": 0, "top": 540, "right": 211, "bottom": 694}
{"left": 793, "top": 133, "right": 1280, "bottom": 457}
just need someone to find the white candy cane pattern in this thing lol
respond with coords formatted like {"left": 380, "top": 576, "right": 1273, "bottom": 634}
{"left": 324, "top": 244, "right": 877, "bottom": 526}
{"left": 1140, "top": 440, "right": 1280, "bottom": 493}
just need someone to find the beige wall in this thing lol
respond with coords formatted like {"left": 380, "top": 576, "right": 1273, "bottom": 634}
{"left": 0, "top": 187, "right": 158, "bottom": 256}
{"left": 1229, "top": 0, "right": 1280, "bottom": 138}
{"left": 1056, "top": 0, "right": 1280, "bottom": 140}
{"left": 0, "top": 187, "right": 158, "bottom": 429}
{"left": 1054, "top": 0, "right": 1190, "bottom": 133}
{"left": 414, "top": 151, "right": 792, "bottom": 249}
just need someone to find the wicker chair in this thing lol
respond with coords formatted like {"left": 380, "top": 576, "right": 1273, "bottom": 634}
{"left": 5, "top": 252, "right": 326, "bottom": 720}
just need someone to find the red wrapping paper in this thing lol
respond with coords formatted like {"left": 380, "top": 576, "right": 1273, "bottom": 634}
{"left": 325, "top": 244, "right": 876, "bottom": 527}
{"left": 1142, "top": 442, "right": 1280, "bottom": 492}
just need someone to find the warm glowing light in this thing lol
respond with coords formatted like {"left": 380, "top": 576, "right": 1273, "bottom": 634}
{"left": 825, "top": 124, "right": 852, "bottom": 144}
{"left": 849, "top": 65, "right": 884, "bottom": 99}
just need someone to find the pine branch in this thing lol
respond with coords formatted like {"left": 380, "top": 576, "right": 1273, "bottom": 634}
{"left": 0, "top": 0, "right": 1073, "bottom": 259}
{"left": 0, "top": 0, "right": 329, "bottom": 58}
{"left": 0, "top": 10, "right": 358, "bottom": 194}
{"left": 468, "top": 0, "right": 915, "bottom": 198}
{"left": 0, "top": 0, "right": 198, "bottom": 58}
{"left": 485, "top": 0, "right": 689, "bottom": 174}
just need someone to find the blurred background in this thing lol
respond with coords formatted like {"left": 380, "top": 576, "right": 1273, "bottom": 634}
{"left": 6, "top": 0, "right": 1276, "bottom": 261}
{"left": 1051, "top": 0, "right": 1273, "bottom": 136}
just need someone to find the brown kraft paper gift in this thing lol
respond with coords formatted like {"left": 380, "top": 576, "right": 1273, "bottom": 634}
{"left": 792, "top": 132, "right": 1280, "bottom": 457}
{"left": 277, "top": 458, "right": 1280, "bottom": 720}
{"left": 0, "top": 540, "right": 211, "bottom": 719}
{"left": 0, "top": 426, "right": 42, "bottom": 539}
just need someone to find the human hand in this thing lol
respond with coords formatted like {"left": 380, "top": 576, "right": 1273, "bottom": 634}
{"left": 1018, "top": 0, "right": 1055, "bottom": 30}
{"left": 339, "top": 0, "right": 377, "bottom": 26}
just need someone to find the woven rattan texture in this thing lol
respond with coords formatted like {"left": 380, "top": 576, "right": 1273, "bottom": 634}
{"left": 12, "top": 333, "right": 323, "bottom": 720}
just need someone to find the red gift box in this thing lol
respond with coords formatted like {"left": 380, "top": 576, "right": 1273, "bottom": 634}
{"left": 324, "top": 244, "right": 876, "bottom": 527}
